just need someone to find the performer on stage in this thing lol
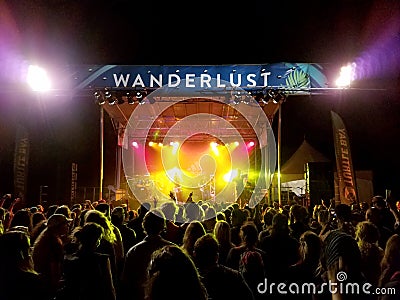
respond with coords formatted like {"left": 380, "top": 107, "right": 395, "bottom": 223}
{"left": 234, "top": 170, "right": 247, "bottom": 208}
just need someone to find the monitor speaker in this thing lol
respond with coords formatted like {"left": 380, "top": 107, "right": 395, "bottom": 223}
{"left": 305, "top": 162, "right": 334, "bottom": 207}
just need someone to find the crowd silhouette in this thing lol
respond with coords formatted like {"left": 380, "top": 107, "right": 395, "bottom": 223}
{"left": 1, "top": 192, "right": 400, "bottom": 300}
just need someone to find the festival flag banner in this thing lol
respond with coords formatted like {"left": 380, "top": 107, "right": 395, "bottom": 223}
{"left": 13, "top": 125, "right": 30, "bottom": 204}
{"left": 71, "top": 163, "right": 78, "bottom": 203}
{"left": 331, "top": 111, "right": 358, "bottom": 205}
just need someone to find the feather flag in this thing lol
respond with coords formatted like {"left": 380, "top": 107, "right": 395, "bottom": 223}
{"left": 331, "top": 111, "right": 358, "bottom": 205}
{"left": 13, "top": 125, "right": 30, "bottom": 204}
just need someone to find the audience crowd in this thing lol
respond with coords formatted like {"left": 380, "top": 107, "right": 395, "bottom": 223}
{"left": 1, "top": 192, "right": 400, "bottom": 300}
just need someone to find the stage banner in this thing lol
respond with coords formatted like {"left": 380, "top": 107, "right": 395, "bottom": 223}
{"left": 72, "top": 63, "right": 328, "bottom": 93}
{"left": 13, "top": 125, "right": 30, "bottom": 203}
{"left": 331, "top": 111, "right": 358, "bottom": 205}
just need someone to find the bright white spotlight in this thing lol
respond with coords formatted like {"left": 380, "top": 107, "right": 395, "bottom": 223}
{"left": 227, "top": 141, "right": 239, "bottom": 151}
{"left": 27, "top": 65, "right": 51, "bottom": 92}
{"left": 246, "top": 141, "right": 255, "bottom": 149}
{"left": 210, "top": 142, "right": 219, "bottom": 156}
{"left": 131, "top": 141, "right": 139, "bottom": 149}
{"left": 170, "top": 142, "right": 179, "bottom": 155}
{"left": 335, "top": 63, "right": 356, "bottom": 88}
{"left": 223, "top": 169, "right": 238, "bottom": 182}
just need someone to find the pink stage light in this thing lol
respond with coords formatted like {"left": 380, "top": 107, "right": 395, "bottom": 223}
{"left": 246, "top": 141, "right": 255, "bottom": 149}
{"left": 132, "top": 141, "right": 139, "bottom": 148}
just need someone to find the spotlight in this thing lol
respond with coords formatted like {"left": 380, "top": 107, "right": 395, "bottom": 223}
{"left": 136, "top": 91, "right": 143, "bottom": 99}
{"left": 136, "top": 90, "right": 147, "bottom": 105}
{"left": 94, "top": 90, "right": 105, "bottom": 105}
{"left": 223, "top": 170, "right": 238, "bottom": 183}
{"left": 27, "top": 65, "right": 51, "bottom": 92}
{"left": 254, "top": 92, "right": 268, "bottom": 104}
{"left": 335, "top": 63, "right": 355, "bottom": 88}
{"left": 126, "top": 92, "right": 135, "bottom": 104}
{"left": 104, "top": 89, "right": 112, "bottom": 99}
{"left": 108, "top": 97, "right": 117, "bottom": 105}
{"left": 105, "top": 90, "right": 116, "bottom": 105}
{"left": 232, "top": 91, "right": 241, "bottom": 105}
{"left": 94, "top": 90, "right": 101, "bottom": 99}
{"left": 246, "top": 141, "right": 255, "bottom": 149}
{"left": 267, "top": 89, "right": 277, "bottom": 100}
{"left": 171, "top": 141, "right": 179, "bottom": 155}
{"left": 242, "top": 95, "right": 251, "bottom": 105}
{"left": 210, "top": 142, "right": 219, "bottom": 155}
{"left": 132, "top": 141, "right": 139, "bottom": 148}
{"left": 267, "top": 89, "right": 286, "bottom": 104}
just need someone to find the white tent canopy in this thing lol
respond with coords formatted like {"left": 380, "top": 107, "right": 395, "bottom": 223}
{"left": 278, "top": 139, "right": 374, "bottom": 202}
{"left": 281, "top": 139, "right": 330, "bottom": 183}
{"left": 270, "top": 140, "right": 330, "bottom": 198}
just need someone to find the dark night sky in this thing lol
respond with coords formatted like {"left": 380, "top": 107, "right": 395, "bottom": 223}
{"left": 1, "top": 0, "right": 399, "bottom": 204}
